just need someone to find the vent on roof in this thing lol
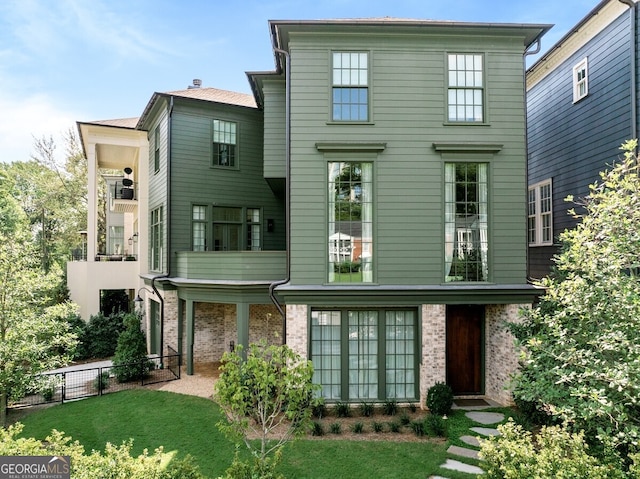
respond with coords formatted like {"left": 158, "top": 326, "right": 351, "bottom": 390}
{"left": 188, "top": 79, "right": 202, "bottom": 89}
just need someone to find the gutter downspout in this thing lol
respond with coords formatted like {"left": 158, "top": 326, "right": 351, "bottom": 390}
{"left": 269, "top": 47, "right": 291, "bottom": 344}
{"left": 619, "top": 0, "right": 637, "bottom": 141}
{"left": 524, "top": 39, "right": 542, "bottom": 283}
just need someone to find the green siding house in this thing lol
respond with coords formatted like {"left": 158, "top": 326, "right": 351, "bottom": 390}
{"left": 249, "top": 19, "right": 549, "bottom": 405}
{"left": 74, "top": 18, "right": 549, "bottom": 406}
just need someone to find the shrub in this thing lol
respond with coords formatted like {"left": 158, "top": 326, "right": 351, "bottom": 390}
{"left": 399, "top": 410, "right": 411, "bottom": 426}
{"left": 388, "top": 421, "right": 401, "bottom": 433}
{"left": 311, "top": 421, "right": 324, "bottom": 436}
{"left": 0, "top": 423, "right": 204, "bottom": 478}
{"left": 111, "top": 314, "right": 152, "bottom": 383}
{"left": 409, "top": 402, "right": 417, "bottom": 413}
{"left": 312, "top": 399, "right": 327, "bottom": 419}
{"left": 330, "top": 422, "right": 342, "bottom": 434}
{"left": 76, "top": 312, "right": 126, "bottom": 360}
{"left": 410, "top": 419, "right": 426, "bottom": 437}
{"left": 359, "top": 401, "right": 374, "bottom": 417}
{"left": 426, "top": 414, "right": 447, "bottom": 438}
{"left": 352, "top": 422, "right": 364, "bottom": 434}
{"left": 382, "top": 399, "right": 398, "bottom": 416}
{"left": 426, "top": 382, "right": 453, "bottom": 416}
{"left": 93, "top": 371, "right": 111, "bottom": 392}
{"left": 372, "top": 421, "right": 384, "bottom": 433}
{"left": 480, "top": 420, "right": 630, "bottom": 479}
{"left": 335, "top": 401, "right": 351, "bottom": 418}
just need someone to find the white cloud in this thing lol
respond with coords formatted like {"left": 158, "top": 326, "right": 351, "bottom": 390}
{"left": 0, "top": 93, "right": 78, "bottom": 163}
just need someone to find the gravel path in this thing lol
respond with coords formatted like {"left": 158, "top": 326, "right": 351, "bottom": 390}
{"left": 149, "top": 362, "right": 220, "bottom": 399}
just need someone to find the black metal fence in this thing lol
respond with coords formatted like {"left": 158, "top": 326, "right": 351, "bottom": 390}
{"left": 8, "top": 352, "right": 181, "bottom": 410}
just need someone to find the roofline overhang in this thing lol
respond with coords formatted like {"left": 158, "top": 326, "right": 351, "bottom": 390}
{"left": 269, "top": 19, "right": 553, "bottom": 61}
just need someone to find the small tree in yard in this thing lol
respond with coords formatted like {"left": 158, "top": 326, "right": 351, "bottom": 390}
{"left": 112, "top": 313, "right": 152, "bottom": 383}
{"left": 510, "top": 140, "right": 640, "bottom": 464}
{"left": 214, "top": 341, "right": 319, "bottom": 478}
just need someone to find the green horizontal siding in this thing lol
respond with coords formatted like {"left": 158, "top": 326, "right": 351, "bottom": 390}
{"left": 284, "top": 30, "right": 531, "bottom": 288}
{"left": 175, "top": 251, "right": 286, "bottom": 281}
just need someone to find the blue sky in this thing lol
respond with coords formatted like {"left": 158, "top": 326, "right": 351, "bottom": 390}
{"left": 0, "top": 0, "right": 598, "bottom": 164}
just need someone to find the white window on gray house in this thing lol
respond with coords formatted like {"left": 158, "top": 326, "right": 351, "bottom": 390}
{"left": 447, "top": 54, "right": 484, "bottom": 122}
{"left": 528, "top": 179, "right": 553, "bottom": 246}
{"left": 573, "top": 58, "right": 588, "bottom": 103}
{"left": 332, "top": 52, "right": 369, "bottom": 121}
{"left": 212, "top": 119, "right": 237, "bottom": 167}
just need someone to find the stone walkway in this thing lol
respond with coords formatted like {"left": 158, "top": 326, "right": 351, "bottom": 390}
{"left": 429, "top": 405, "right": 505, "bottom": 478}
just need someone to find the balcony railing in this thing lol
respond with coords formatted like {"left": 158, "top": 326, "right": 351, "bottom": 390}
{"left": 175, "top": 250, "right": 286, "bottom": 282}
{"left": 112, "top": 180, "right": 137, "bottom": 200}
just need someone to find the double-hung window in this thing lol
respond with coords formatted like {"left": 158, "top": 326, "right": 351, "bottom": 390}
{"left": 573, "top": 58, "right": 588, "bottom": 103}
{"left": 212, "top": 119, "right": 237, "bottom": 167}
{"left": 328, "top": 162, "right": 373, "bottom": 282}
{"left": 332, "top": 52, "right": 369, "bottom": 122}
{"left": 150, "top": 206, "right": 164, "bottom": 271}
{"left": 528, "top": 180, "right": 553, "bottom": 246}
{"left": 447, "top": 54, "right": 484, "bottom": 122}
{"left": 444, "top": 163, "right": 488, "bottom": 282}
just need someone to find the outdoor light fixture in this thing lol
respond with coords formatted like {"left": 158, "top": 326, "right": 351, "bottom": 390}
{"left": 128, "top": 232, "right": 139, "bottom": 246}
{"left": 134, "top": 286, "right": 155, "bottom": 304}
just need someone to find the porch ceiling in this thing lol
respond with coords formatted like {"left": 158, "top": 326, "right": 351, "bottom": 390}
{"left": 96, "top": 144, "right": 139, "bottom": 170}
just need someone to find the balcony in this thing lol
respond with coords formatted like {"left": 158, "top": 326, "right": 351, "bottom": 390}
{"left": 110, "top": 180, "right": 138, "bottom": 213}
{"left": 175, "top": 251, "right": 286, "bottom": 282}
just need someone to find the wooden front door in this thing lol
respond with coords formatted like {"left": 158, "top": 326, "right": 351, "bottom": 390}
{"left": 446, "top": 305, "right": 483, "bottom": 395}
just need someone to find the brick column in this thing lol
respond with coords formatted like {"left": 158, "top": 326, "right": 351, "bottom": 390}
{"left": 420, "top": 304, "right": 446, "bottom": 407}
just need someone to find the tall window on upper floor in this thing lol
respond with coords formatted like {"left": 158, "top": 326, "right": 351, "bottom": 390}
{"left": 447, "top": 54, "right": 484, "bottom": 123}
{"left": 528, "top": 179, "right": 553, "bottom": 246}
{"left": 153, "top": 126, "right": 160, "bottom": 173}
{"left": 328, "top": 162, "right": 373, "bottom": 283}
{"left": 444, "top": 163, "right": 488, "bottom": 282}
{"left": 212, "top": 119, "right": 237, "bottom": 167}
{"left": 192, "top": 205, "right": 207, "bottom": 251}
{"left": 150, "top": 206, "right": 164, "bottom": 271}
{"left": 332, "top": 52, "right": 369, "bottom": 122}
{"left": 573, "top": 58, "right": 588, "bottom": 103}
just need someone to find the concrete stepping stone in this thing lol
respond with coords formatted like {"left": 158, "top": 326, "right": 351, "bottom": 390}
{"left": 441, "top": 459, "right": 484, "bottom": 475}
{"left": 447, "top": 445, "right": 480, "bottom": 460}
{"left": 465, "top": 411, "right": 505, "bottom": 425}
{"left": 428, "top": 476, "right": 449, "bottom": 479}
{"left": 461, "top": 435, "right": 481, "bottom": 447}
{"left": 471, "top": 426, "right": 501, "bottom": 437}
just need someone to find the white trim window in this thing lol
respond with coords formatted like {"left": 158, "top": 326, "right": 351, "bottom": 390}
{"left": 573, "top": 58, "right": 588, "bottom": 103}
{"left": 528, "top": 179, "right": 553, "bottom": 246}
{"left": 332, "top": 52, "right": 369, "bottom": 122}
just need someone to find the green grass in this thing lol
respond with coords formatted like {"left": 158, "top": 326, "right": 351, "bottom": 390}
{"left": 15, "top": 389, "right": 498, "bottom": 478}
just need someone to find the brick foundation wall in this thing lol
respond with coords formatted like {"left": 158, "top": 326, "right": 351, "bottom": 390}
{"left": 420, "top": 304, "right": 447, "bottom": 407}
{"left": 285, "top": 304, "right": 308, "bottom": 359}
{"left": 485, "top": 304, "right": 526, "bottom": 405}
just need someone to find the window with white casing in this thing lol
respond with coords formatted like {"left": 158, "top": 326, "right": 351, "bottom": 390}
{"left": 528, "top": 179, "right": 553, "bottom": 246}
{"left": 573, "top": 58, "right": 588, "bottom": 103}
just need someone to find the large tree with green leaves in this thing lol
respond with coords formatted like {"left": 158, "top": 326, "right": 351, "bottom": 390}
{"left": 6, "top": 129, "right": 87, "bottom": 272}
{"left": 511, "top": 140, "right": 640, "bottom": 462}
{"left": 214, "top": 342, "right": 318, "bottom": 478}
{"left": 0, "top": 168, "right": 77, "bottom": 426}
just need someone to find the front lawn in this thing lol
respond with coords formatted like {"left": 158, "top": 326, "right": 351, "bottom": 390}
{"left": 16, "top": 389, "right": 483, "bottom": 478}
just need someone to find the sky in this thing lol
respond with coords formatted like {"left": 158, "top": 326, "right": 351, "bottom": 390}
{"left": 0, "top": 0, "right": 600, "bottom": 165}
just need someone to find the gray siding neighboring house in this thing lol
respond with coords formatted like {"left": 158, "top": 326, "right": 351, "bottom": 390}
{"left": 527, "top": 0, "right": 638, "bottom": 279}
